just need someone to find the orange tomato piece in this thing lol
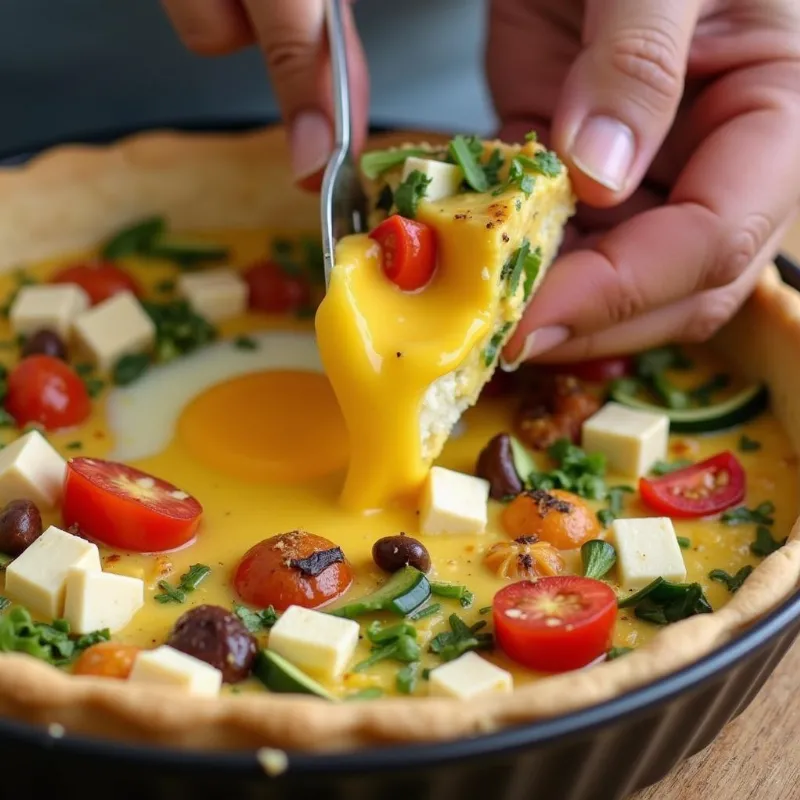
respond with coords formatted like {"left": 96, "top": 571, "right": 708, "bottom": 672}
{"left": 73, "top": 642, "right": 140, "bottom": 680}
{"left": 501, "top": 489, "right": 601, "bottom": 550}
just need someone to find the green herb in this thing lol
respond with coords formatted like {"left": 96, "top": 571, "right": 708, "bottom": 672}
{"left": 101, "top": 216, "right": 166, "bottom": 259}
{"left": 529, "top": 439, "right": 607, "bottom": 500}
{"left": 509, "top": 436, "right": 536, "bottom": 485}
{"left": 738, "top": 434, "right": 762, "bottom": 453}
{"left": 522, "top": 246, "right": 542, "bottom": 301}
{"left": 393, "top": 170, "right": 432, "bottom": 219}
{"left": 409, "top": 603, "right": 441, "bottom": 621}
{"left": 65, "top": 441, "right": 82, "bottom": 451}
{"left": 617, "top": 577, "right": 712, "bottom": 625}
{"left": 375, "top": 185, "right": 394, "bottom": 214}
{"left": 82, "top": 377, "right": 105, "bottom": 398}
{"left": 689, "top": 373, "right": 730, "bottom": 406}
{"left": 596, "top": 509, "right": 615, "bottom": 528}
{"left": 448, "top": 135, "right": 489, "bottom": 192}
{"left": 75, "top": 628, "right": 111, "bottom": 650}
{"left": 0, "top": 409, "right": 16, "bottom": 428}
{"left": 179, "top": 563, "right": 211, "bottom": 591}
{"left": 524, "top": 131, "right": 538, "bottom": 142}
{"left": 75, "top": 362, "right": 93, "bottom": 377}
{"left": 112, "top": 353, "right": 151, "bottom": 386}
{"left": 607, "top": 646, "right": 633, "bottom": 660}
{"left": 650, "top": 459, "right": 694, "bottom": 476}
{"left": 366, "top": 620, "right": 416, "bottom": 644}
{"left": 750, "top": 525, "right": 786, "bottom": 557}
{"left": 360, "top": 147, "right": 429, "bottom": 180}
{"left": 501, "top": 239, "right": 531, "bottom": 294}
{"left": 153, "top": 580, "right": 185, "bottom": 604}
{"left": 482, "top": 323, "right": 512, "bottom": 367}
{"left": 233, "top": 335, "right": 258, "bottom": 351}
{"left": 677, "top": 536, "right": 692, "bottom": 549}
{"left": 429, "top": 581, "right": 474, "bottom": 608}
{"left": 709, "top": 565, "right": 754, "bottom": 593}
{"left": 346, "top": 687, "right": 384, "bottom": 701}
{"left": 353, "top": 633, "right": 420, "bottom": 672}
{"left": 144, "top": 300, "right": 216, "bottom": 363}
{"left": 597, "top": 485, "right": 634, "bottom": 527}
{"left": 154, "top": 279, "right": 175, "bottom": 294}
{"left": 233, "top": 603, "right": 279, "bottom": 633}
{"left": 479, "top": 605, "right": 492, "bottom": 615}
{"left": 429, "top": 613, "right": 493, "bottom": 662}
{"left": 636, "top": 346, "right": 693, "bottom": 377}
{"left": 581, "top": 540, "right": 617, "bottom": 580}
{"left": 722, "top": 501, "right": 775, "bottom": 526}
{"left": 0, "top": 597, "right": 10, "bottom": 612}
{"left": 482, "top": 148, "right": 505, "bottom": 186}
{"left": 519, "top": 150, "right": 561, "bottom": 177}
{"left": 396, "top": 662, "right": 420, "bottom": 694}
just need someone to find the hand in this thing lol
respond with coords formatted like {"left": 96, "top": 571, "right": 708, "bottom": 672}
{"left": 160, "top": 0, "right": 369, "bottom": 188}
{"left": 493, "top": 0, "right": 800, "bottom": 365}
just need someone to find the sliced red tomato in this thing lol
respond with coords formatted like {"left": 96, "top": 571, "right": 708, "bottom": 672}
{"left": 639, "top": 451, "right": 745, "bottom": 518}
{"left": 243, "top": 260, "right": 311, "bottom": 314}
{"left": 5, "top": 355, "right": 90, "bottom": 430}
{"left": 51, "top": 261, "right": 141, "bottom": 305}
{"left": 493, "top": 577, "right": 617, "bottom": 672}
{"left": 542, "top": 356, "right": 633, "bottom": 383}
{"left": 234, "top": 531, "right": 352, "bottom": 611}
{"left": 62, "top": 458, "right": 202, "bottom": 552}
{"left": 369, "top": 215, "right": 437, "bottom": 291}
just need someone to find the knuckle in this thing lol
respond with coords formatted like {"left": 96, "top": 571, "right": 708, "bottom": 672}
{"left": 679, "top": 291, "right": 742, "bottom": 343}
{"left": 262, "top": 38, "right": 315, "bottom": 77}
{"left": 601, "top": 268, "right": 648, "bottom": 327}
{"left": 607, "top": 25, "right": 685, "bottom": 112}
{"left": 709, "top": 212, "right": 774, "bottom": 288}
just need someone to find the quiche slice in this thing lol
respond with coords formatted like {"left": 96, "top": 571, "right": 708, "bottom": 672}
{"left": 316, "top": 136, "right": 576, "bottom": 510}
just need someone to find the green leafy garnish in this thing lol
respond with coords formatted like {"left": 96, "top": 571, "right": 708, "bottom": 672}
{"left": 396, "top": 662, "right": 420, "bottom": 694}
{"left": 0, "top": 409, "right": 16, "bottom": 428}
{"left": 617, "top": 577, "right": 712, "bottom": 626}
{"left": 529, "top": 439, "right": 607, "bottom": 500}
{"left": 607, "top": 646, "right": 633, "bottom": 660}
{"left": 479, "top": 605, "right": 492, "bottom": 615}
{"left": 233, "top": 335, "right": 258, "bottom": 351}
{"left": 492, "top": 157, "right": 535, "bottom": 197}
{"left": 501, "top": 239, "right": 531, "bottom": 294}
{"left": 65, "top": 441, "right": 83, "bottom": 451}
{"left": 522, "top": 246, "right": 542, "bottom": 301}
{"left": 144, "top": 300, "right": 216, "bottom": 363}
{"left": 360, "top": 147, "right": 429, "bottom": 180}
{"left": 366, "top": 620, "right": 416, "bottom": 644}
{"left": 353, "top": 630, "right": 420, "bottom": 672}
{"left": 154, "top": 563, "right": 211, "bottom": 603}
{"left": 721, "top": 501, "right": 775, "bottom": 526}
{"left": 154, "top": 279, "right": 175, "bottom": 294}
{"left": 482, "top": 323, "right": 512, "bottom": 367}
{"left": 750, "top": 525, "right": 786, "bottom": 557}
{"left": 408, "top": 603, "right": 441, "bottom": 621}
{"left": 393, "top": 170, "right": 432, "bottom": 219}
{"left": 597, "top": 485, "right": 634, "bottom": 527}
{"left": 509, "top": 436, "right": 536, "bottom": 485}
{"left": 233, "top": 603, "right": 279, "bottom": 633}
{"left": 101, "top": 216, "right": 165, "bottom": 259}
{"left": 650, "top": 459, "right": 694, "bottom": 476}
{"left": 429, "top": 614, "right": 493, "bottom": 662}
{"left": 112, "top": 353, "right": 151, "bottom": 386}
{"left": 709, "top": 565, "right": 754, "bottom": 593}
{"left": 448, "top": 135, "right": 489, "bottom": 192}
{"left": 581, "top": 540, "right": 617, "bottom": 580}
{"left": 677, "top": 536, "right": 692, "bottom": 549}
{"left": 82, "top": 376, "right": 105, "bottom": 398}
{"left": 738, "top": 434, "right": 762, "bottom": 452}
{"left": 429, "top": 581, "right": 474, "bottom": 608}
{"left": 153, "top": 580, "right": 185, "bottom": 604}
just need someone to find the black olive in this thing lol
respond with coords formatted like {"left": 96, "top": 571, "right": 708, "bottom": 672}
{"left": 0, "top": 499, "right": 43, "bottom": 557}
{"left": 476, "top": 433, "right": 524, "bottom": 500}
{"left": 167, "top": 605, "right": 257, "bottom": 683}
{"left": 20, "top": 329, "right": 68, "bottom": 361}
{"left": 372, "top": 534, "right": 431, "bottom": 573}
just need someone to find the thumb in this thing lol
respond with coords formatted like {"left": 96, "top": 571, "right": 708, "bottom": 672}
{"left": 243, "top": 0, "right": 369, "bottom": 189}
{"left": 553, "top": 0, "right": 700, "bottom": 206}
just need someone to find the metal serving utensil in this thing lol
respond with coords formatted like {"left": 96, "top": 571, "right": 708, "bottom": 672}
{"left": 320, "top": 0, "right": 367, "bottom": 289}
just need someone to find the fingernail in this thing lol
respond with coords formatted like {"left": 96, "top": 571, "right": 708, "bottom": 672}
{"left": 290, "top": 111, "right": 332, "bottom": 182}
{"left": 500, "top": 325, "right": 570, "bottom": 371}
{"left": 570, "top": 115, "right": 634, "bottom": 192}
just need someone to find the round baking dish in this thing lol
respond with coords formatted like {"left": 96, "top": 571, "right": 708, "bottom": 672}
{"left": 0, "top": 122, "right": 798, "bottom": 800}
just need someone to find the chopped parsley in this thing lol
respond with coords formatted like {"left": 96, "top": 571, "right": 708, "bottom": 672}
{"left": 233, "top": 335, "right": 258, "bottom": 351}
{"left": 233, "top": 603, "right": 279, "bottom": 632}
{"left": 360, "top": 147, "right": 429, "bottom": 180}
{"left": 709, "top": 565, "right": 754, "bottom": 593}
{"left": 154, "top": 563, "right": 211, "bottom": 603}
{"left": 396, "top": 662, "right": 420, "bottom": 694}
{"left": 529, "top": 439, "right": 607, "bottom": 501}
{"left": 65, "top": 441, "right": 83, "bottom": 451}
{"left": 482, "top": 323, "right": 512, "bottom": 367}
{"left": 750, "top": 525, "right": 786, "bottom": 557}
{"left": 153, "top": 580, "right": 185, "bottom": 604}
{"left": 429, "top": 581, "right": 474, "bottom": 608}
{"left": 353, "top": 623, "right": 420, "bottom": 672}
{"left": 0, "top": 409, "right": 15, "bottom": 427}
{"left": 617, "top": 577, "right": 712, "bottom": 626}
{"left": 501, "top": 239, "right": 541, "bottom": 296}
{"left": 597, "top": 485, "right": 634, "bottom": 527}
{"left": 722, "top": 501, "right": 775, "bottom": 526}
{"left": 447, "top": 135, "right": 490, "bottom": 192}
{"left": 101, "top": 216, "right": 165, "bottom": 259}
{"left": 144, "top": 300, "right": 216, "bottom": 364}
{"left": 492, "top": 157, "right": 535, "bottom": 197}
{"left": 478, "top": 605, "right": 492, "bottom": 615}
{"left": 580, "top": 540, "right": 617, "bottom": 580}
{"left": 650, "top": 459, "right": 694, "bottom": 476}
{"left": 393, "top": 170, "right": 432, "bottom": 219}
{"left": 112, "top": 352, "right": 151, "bottom": 386}
{"left": 429, "top": 613, "right": 493, "bottom": 662}
{"left": 82, "top": 376, "right": 105, "bottom": 398}
{"left": 738, "top": 434, "right": 761, "bottom": 452}
{"left": 677, "top": 536, "right": 692, "bottom": 549}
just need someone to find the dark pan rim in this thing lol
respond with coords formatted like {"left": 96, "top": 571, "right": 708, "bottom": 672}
{"left": 0, "top": 117, "right": 798, "bottom": 777}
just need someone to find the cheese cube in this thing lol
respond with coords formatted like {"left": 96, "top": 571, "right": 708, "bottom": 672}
{"left": 4, "top": 526, "right": 101, "bottom": 618}
{"left": 429, "top": 651, "right": 513, "bottom": 700}
{"left": 73, "top": 291, "right": 156, "bottom": 371}
{"left": 9, "top": 284, "right": 90, "bottom": 339}
{"left": 267, "top": 605, "right": 359, "bottom": 681}
{"left": 0, "top": 430, "right": 67, "bottom": 509}
{"left": 611, "top": 517, "right": 687, "bottom": 590}
{"left": 581, "top": 402, "right": 669, "bottom": 477}
{"left": 63, "top": 568, "right": 144, "bottom": 634}
{"left": 128, "top": 646, "right": 222, "bottom": 697}
{"left": 401, "top": 157, "right": 464, "bottom": 202}
{"left": 419, "top": 466, "right": 489, "bottom": 535}
{"left": 177, "top": 267, "right": 248, "bottom": 323}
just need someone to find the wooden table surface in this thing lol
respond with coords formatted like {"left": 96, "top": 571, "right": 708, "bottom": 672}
{"left": 630, "top": 219, "right": 800, "bottom": 800}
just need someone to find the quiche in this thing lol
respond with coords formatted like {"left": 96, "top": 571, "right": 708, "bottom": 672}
{"left": 0, "top": 127, "right": 796, "bottom": 755}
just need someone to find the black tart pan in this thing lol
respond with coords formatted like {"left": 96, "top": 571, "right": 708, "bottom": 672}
{"left": 0, "top": 121, "right": 799, "bottom": 800}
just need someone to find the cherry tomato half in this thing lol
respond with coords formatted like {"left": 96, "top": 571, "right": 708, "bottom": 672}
{"left": 51, "top": 261, "right": 141, "bottom": 306}
{"left": 369, "top": 215, "right": 437, "bottom": 291}
{"left": 493, "top": 577, "right": 617, "bottom": 672}
{"left": 542, "top": 356, "right": 633, "bottom": 383}
{"left": 5, "top": 355, "right": 90, "bottom": 430}
{"left": 73, "top": 642, "right": 140, "bottom": 679}
{"left": 639, "top": 451, "right": 745, "bottom": 518}
{"left": 62, "top": 458, "right": 202, "bottom": 552}
{"left": 234, "top": 531, "right": 353, "bottom": 611}
{"left": 243, "top": 260, "right": 311, "bottom": 314}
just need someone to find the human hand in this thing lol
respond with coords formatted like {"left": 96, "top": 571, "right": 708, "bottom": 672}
{"left": 160, "top": 0, "right": 369, "bottom": 189}
{"left": 493, "top": 0, "right": 800, "bottom": 365}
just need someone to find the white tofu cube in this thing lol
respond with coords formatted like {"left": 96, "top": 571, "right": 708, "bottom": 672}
{"left": 4, "top": 526, "right": 101, "bottom": 618}
{"left": 0, "top": 430, "right": 67, "bottom": 509}
{"left": 428, "top": 651, "right": 513, "bottom": 700}
{"left": 581, "top": 402, "right": 669, "bottom": 477}
{"left": 419, "top": 466, "right": 489, "bottom": 535}
{"left": 9, "top": 284, "right": 90, "bottom": 339}
{"left": 73, "top": 291, "right": 156, "bottom": 371}
{"left": 401, "top": 157, "right": 464, "bottom": 202}
{"left": 611, "top": 517, "right": 687, "bottom": 590}
{"left": 177, "top": 267, "right": 248, "bottom": 323}
{"left": 267, "top": 605, "right": 359, "bottom": 681}
{"left": 128, "top": 646, "right": 222, "bottom": 697}
{"left": 63, "top": 568, "right": 144, "bottom": 634}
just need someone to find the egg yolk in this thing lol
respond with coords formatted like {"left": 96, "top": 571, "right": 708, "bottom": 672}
{"left": 176, "top": 370, "right": 349, "bottom": 482}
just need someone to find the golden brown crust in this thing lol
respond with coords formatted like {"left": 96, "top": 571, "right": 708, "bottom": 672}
{"left": 0, "top": 126, "right": 798, "bottom": 751}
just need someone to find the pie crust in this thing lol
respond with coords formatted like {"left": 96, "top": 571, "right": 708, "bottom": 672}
{"left": 0, "top": 126, "right": 797, "bottom": 752}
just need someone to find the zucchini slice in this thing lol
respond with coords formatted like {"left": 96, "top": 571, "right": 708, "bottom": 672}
{"left": 254, "top": 650, "right": 336, "bottom": 701}
{"left": 145, "top": 234, "right": 229, "bottom": 266}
